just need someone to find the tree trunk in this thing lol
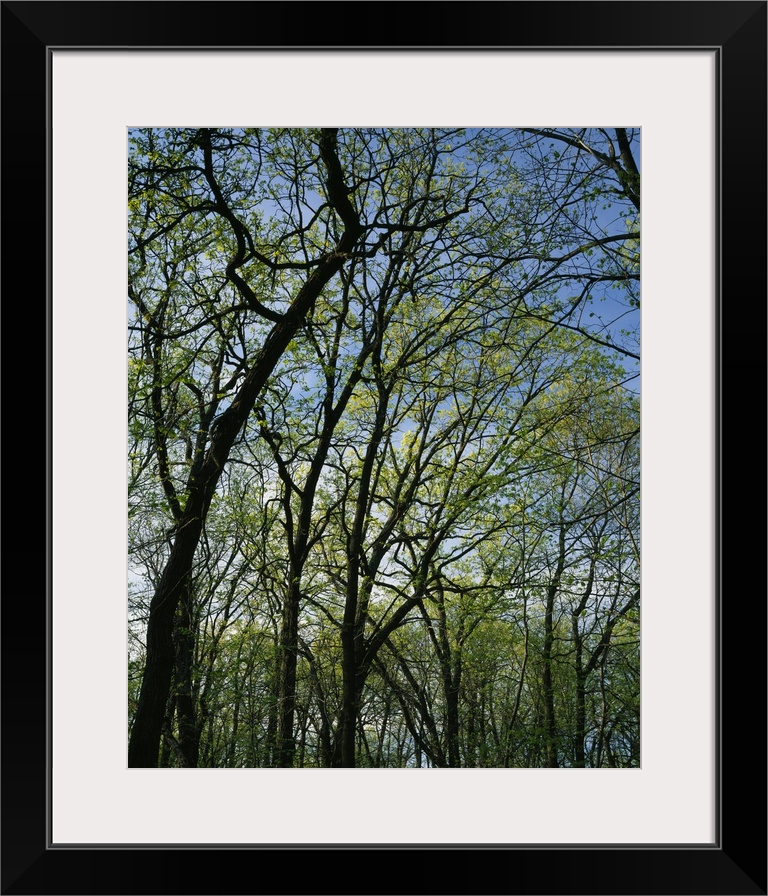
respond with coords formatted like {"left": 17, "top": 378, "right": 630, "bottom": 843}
{"left": 174, "top": 585, "right": 200, "bottom": 768}
{"left": 572, "top": 624, "right": 587, "bottom": 768}
{"left": 275, "top": 583, "right": 301, "bottom": 767}
{"left": 542, "top": 524, "right": 566, "bottom": 769}
{"left": 129, "top": 521, "right": 204, "bottom": 767}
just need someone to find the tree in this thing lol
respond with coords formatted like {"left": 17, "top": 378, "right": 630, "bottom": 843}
{"left": 128, "top": 127, "right": 370, "bottom": 766}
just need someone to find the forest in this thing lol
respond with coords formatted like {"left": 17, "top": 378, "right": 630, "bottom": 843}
{"left": 127, "top": 127, "right": 640, "bottom": 769}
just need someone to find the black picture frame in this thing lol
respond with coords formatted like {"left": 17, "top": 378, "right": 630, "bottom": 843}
{"left": 2, "top": 2, "right": 765, "bottom": 894}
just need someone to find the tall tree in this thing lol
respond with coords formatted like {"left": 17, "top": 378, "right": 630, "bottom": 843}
{"left": 128, "top": 128, "right": 368, "bottom": 766}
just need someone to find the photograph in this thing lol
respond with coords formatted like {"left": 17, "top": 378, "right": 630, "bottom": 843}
{"left": 3, "top": 1, "right": 765, "bottom": 893}
{"left": 127, "top": 125, "right": 641, "bottom": 771}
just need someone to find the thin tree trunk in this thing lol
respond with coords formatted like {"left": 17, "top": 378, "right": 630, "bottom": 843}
{"left": 543, "top": 524, "right": 566, "bottom": 768}
{"left": 573, "top": 628, "right": 587, "bottom": 768}
{"left": 275, "top": 583, "right": 301, "bottom": 767}
{"left": 571, "top": 554, "right": 597, "bottom": 768}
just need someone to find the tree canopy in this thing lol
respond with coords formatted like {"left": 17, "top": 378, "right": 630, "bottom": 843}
{"left": 128, "top": 127, "right": 640, "bottom": 768}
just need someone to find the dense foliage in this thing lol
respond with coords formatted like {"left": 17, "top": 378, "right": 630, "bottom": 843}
{"left": 128, "top": 127, "right": 640, "bottom": 768}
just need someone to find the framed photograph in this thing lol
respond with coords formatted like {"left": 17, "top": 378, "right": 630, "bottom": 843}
{"left": 3, "top": 2, "right": 765, "bottom": 893}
